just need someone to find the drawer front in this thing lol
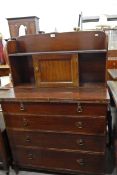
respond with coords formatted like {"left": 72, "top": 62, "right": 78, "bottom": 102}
{"left": 5, "top": 114, "right": 106, "bottom": 134}
{"left": 8, "top": 130, "right": 105, "bottom": 152}
{"left": 12, "top": 147, "right": 105, "bottom": 174}
{"left": 2, "top": 102, "right": 107, "bottom": 116}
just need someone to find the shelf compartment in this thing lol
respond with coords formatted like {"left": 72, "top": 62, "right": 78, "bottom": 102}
{"left": 9, "top": 55, "right": 35, "bottom": 87}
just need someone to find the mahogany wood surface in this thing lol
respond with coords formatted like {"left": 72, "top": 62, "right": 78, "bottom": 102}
{"left": 0, "top": 86, "right": 109, "bottom": 102}
{"left": 2, "top": 101, "right": 107, "bottom": 115}
{"left": 33, "top": 54, "right": 79, "bottom": 87}
{"left": 6, "top": 31, "right": 107, "bottom": 88}
{"left": 7, "top": 130, "right": 105, "bottom": 152}
{"left": 12, "top": 147, "right": 105, "bottom": 174}
{"left": 7, "top": 31, "right": 107, "bottom": 54}
{"left": 4, "top": 114, "right": 106, "bottom": 135}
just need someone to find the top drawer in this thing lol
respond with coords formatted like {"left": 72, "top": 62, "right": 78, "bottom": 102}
{"left": 1, "top": 101, "right": 107, "bottom": 116}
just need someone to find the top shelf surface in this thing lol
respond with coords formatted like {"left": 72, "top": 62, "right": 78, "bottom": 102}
{"left": 9, "top": 49, "right": 107, "bottom": 56}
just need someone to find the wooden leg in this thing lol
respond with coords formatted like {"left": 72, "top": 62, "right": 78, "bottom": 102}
{"left": 14, "top": 166, "right": 19, "bottom": 174}
{"left": 12, "top": 162, "right": 19, "bottom": 175}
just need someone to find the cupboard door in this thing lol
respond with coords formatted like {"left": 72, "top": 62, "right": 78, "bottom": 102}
{"left": 33, "top": 54, "right": 78, "bottom": 87}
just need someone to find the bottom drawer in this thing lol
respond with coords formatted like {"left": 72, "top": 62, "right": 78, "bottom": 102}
{"left": 12, "top": 147, "right": 105, "bottom": 174}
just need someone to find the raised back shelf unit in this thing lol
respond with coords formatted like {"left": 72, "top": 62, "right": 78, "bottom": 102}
{"left": 7, "top": 31, "right": 107, "bottom": 88}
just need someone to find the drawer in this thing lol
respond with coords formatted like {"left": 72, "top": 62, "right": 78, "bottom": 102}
{"left": 2, "top": 102, "right": 107, "bottom": 116}
{"left": 8, "top": 130, "right": 106, "bottom": 152}
{"left": 12, "top": 147, "right": 105, "bottom": 174}
{"left": 5, "top": 114, "right": 106, "bottom": 135}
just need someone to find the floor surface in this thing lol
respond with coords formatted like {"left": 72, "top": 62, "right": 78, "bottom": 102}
{"left": 0, "top": 168, "right": 116, "bottom": 175}
{"left": 0, "top": 169, "right": 116, "bottom": 175}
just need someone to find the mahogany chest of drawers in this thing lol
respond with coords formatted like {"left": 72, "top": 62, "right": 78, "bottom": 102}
{"left": 1, "top": 95, "right": 108, "bottom": 175}
{"left": 1, "top": 31, "right": 109, "bottom": 174}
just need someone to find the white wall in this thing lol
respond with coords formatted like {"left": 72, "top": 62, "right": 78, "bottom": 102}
{"left": 0, "top": 0, "right": 117, "bottom": 38}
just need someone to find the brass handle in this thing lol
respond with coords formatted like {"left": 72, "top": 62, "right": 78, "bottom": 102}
{"left": 75, "top": 121, "right": 83, "bottom": 129}
{"left": 28, "top": 153, "right": 33, "bottom": 160}
{"left": 26, "top": 136, "right": 31, "bottom": 142}
{"left": 23, "top": 118, "right": 28, "bottom": 127}
{"left": 23, "top": 122, "right": 28, "bottom": 127}
{"left": 20, "top": 102, "right": 24, "bottom": 111}
{"left": 35, "top": 66, "right": 39, "bottom": 72}
{"left": 77, "top": 103, "right": 83, "bottom": 113}
{"left": 76, "top": 159, "right": 85, "bottom": 166}
{"left": 76, "top": 139, "right": 84, "bottom": 146}
{"left": 113, "top": 62, "right": 116, "bottom": 66}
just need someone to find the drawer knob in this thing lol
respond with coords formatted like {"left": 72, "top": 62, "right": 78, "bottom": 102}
{"left": 77, "top": 139, "right": 84, "bottom": 146}
{"left": 20, "top": 102, "right": 24, "bottom": 111}
{"left": 26, "top": 136, "right": 31, "bottom": 142}
{"left": 28, "top": 153, "right": 33, "bottom": 160}
{"left": 76, "top": 159, "right": 85, "bottom": 166}
{"left": 75, "top": 121, "right": 83, "bottom": 128}
{"left": 77, "top": 103, "right": 83, "bottom": 113}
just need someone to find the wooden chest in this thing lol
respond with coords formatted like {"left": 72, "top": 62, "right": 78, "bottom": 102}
{"left": 1, "top": 31, "right": 109, "bottom": 174}
{"left": 1, "top": 99, "right": 108, "bottom": 175}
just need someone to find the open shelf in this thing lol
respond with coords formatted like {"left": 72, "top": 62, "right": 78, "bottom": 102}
{"left": 7, "top": 31, "right": 107, "bottom": 88}
{"left": 8, "top": 49, "right": 107, "bottom": 57}
{"left": 9, "top": 55, "right": 35, "bottom": 87}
